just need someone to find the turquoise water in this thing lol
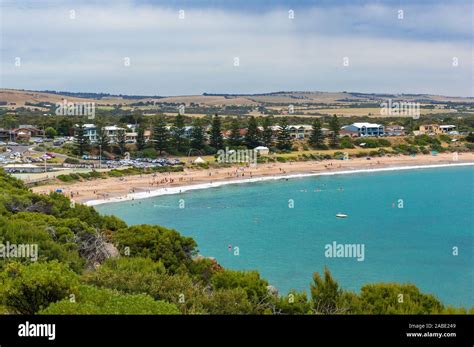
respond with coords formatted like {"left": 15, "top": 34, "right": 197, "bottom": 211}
{"left": 96, "top": 166, "right": 474, "bottom": 306}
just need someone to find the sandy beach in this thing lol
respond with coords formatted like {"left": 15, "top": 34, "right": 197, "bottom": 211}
{"left": 30, "top": 152, "right": 474, "bottom": 205}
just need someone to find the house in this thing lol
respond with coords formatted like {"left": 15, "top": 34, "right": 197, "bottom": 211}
{"left": 288, "top": 125, "right": 312, "bottom": 139}
{"left": 75, "top": 124, "right": 98, "bottom": 143}
{"left": 104, "top": 125, "right": 124, "bottom": 143}
{"left": 12, "top": 125, "right": 44, "bottom": 141}
{"left": 439, "top": 125, "right": 456, "bottom": 134}
{"left": 0, "top": 129, "right": 15, "bottom": 142}
{"left": 124, "top": 129, "right": 151, "bottom": 143}
{"left": 385, "top": 125, "right": 405, "bottom": 136}
{"left": 222, "top": 128, "right": 247, "bottom": 140}
{"left": 419, "top": 124, "right": 441, "bottom": 135}
{"left": 341, "top": 123, "right": 384, "bottom": 137}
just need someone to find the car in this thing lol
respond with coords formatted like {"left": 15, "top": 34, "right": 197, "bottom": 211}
{"left": 46, "top": 152, "right": 56, "bottom": 158}
{"left": 0, "top": 141, "right": 7, "bottom": 146}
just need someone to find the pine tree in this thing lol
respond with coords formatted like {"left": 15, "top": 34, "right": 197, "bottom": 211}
{"left": 310, "top": 267, "right": 342, "bottom": 314}
{"left": 228, "top": 118, "right": 241, "bottom": 147}
{"left": 190, "top": 119, "right": 205, "bottom": 150}
{"left": 153, "top": 115, "right": 169, "bottom": 154}
{"left": 309, "top": 119, "right": 325, "bottom": 149}
{"left": 209, "top": 114, "right": 224, "bottom": 150}
{"left": 96, "top": 124, "right": 110, "bottom": 152}
{"left": 244, "top": 116, "right": 260, "bottom": 148}
{"left": 117, "top": 129, "right": 126, "bottom": 154}
{"left": 171, "top": 113, "right": 187, "bottom": 153}
{"left": 261, "top": 117, "right": 274, "bottom": 147}
{"left": 276, "top": 117, "right": 292, "bottom": 151}
{"left": 329, "top": 115, "right": 340, "bottom": 148}
{"left": 74, "top": 121, "right": 89, "bottom": 156}
{"left": 136, "top": 126, "right": 146, "bottom": 151}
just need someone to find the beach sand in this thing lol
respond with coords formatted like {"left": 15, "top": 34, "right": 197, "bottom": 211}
{"left": 30, "top": 152, "right": 474, "bottom": 205}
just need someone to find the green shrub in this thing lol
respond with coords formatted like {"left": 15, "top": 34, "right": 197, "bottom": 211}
{"left": 64, "top": 157, "right": 80, "bottom": 164}
{"left": 211, "top": 270, "right": 269, "bottom": 307}
{"left": 359, "top": 283, "right": 444, "bottom": 314}
{"left": 112, "top": 225, "right": 197, "bottom": 273}
{"left": 0, "top": 261, "right": 79, "bottom": 314}
{"left": 39, "top": 285, "right": 180, "bottom": 315}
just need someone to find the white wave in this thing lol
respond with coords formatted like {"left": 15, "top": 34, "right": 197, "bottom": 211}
{"left": 85, "top": 162, "right": 474, "bottom": 206}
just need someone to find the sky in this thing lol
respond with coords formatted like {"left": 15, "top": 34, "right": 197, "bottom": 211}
{"left": 0, "top": 0, "right": 473, "bottom": 97}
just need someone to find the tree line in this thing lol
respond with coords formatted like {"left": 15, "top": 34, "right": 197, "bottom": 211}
{"left": 74, "top": 114, "right": 342, "bottom": 157}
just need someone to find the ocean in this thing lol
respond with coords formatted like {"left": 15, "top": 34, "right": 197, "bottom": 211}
{"left": 95, "top": 166, "right": 474, "bottom": 307}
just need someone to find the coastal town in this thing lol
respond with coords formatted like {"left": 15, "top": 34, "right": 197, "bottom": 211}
{"left": 0, "top": 92, "right": 472, "bottom": 204}
{"left": 0, "top": 0, "right": 473, "bottom": 343}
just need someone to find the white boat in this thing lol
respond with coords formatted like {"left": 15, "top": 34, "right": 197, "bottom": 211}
{"left": 336, "top": 213, "right": 348, "bottom": 218}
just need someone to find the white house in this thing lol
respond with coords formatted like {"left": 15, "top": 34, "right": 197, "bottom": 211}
{"left": 341, "top": 122, "right": 384, "bottom": 137}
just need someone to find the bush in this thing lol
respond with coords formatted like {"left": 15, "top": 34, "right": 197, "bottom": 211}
{"left": 465, "top": 132, "right": 474, "bottom": 143}
{"left": 82, "top": 257, "right": 207, "bottom": 314}
{"left": 39, "top": 285, "right": 180, "bottom": 315}
{"left": 211, "top": 270, "right": 269, "bottom": 308}
{"left": 64, "top": 157, "right": 80, "bottom": 164}
{"left": 339, "top": 137, "right": 355, "bottom": 149}
{"left": 0, "top": 261, "right": 79, "bottom": 314}
{"left": 112, "top": 225, "right": 197, "bottom": 273}
{"left": 56, "top": 174, "right": 78, "bottom": 182}
{"left": 137, "top": 147, "right": 157, "bottom": 159}
{"left": 359, "top": 283, "right": 444, "bottom": 314}
{"left": 203, "top": 288, "right": 254, "bottom": 314}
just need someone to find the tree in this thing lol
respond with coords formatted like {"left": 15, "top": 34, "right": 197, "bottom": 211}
{"left": 153, "top": 115, "right": 169, "bottom": 154}
{"left": 44, "top": 127, "right": 57, "bottom": 139}
{"left": 228, "top": 118, "right": 242, "bottom": 147}
{"left": 117, "top": 129, "right": 126, "bottom": 154}
{"left": 276, "top": 117, "right": 292, "bottom": 151}
{"left": 329, "top": 115, "right": 340, "bottom": 148}
{"left": 190, "top": 119, "right": 205, "bottom": 150}
{"left": 39, "top": 285, "right": 180, "bottom": 315}
{"left": 0, "top": 261, "right": 79, "bottom": 314}
{"left": 245, "top": 116, "right": 260, "bottom": 148}
{"left": 309, "top": 119, "right": 325, "bottom": 149}
{"left": 210, "top": 269, "right": 269, "bottom": 310}
{"left": 171, "top": 113, "right": 187, "bottom": 153}
{"left": 96, "top": 124, "right": 110, "bottom": 152}
{"left": 57, "top": 118, "right": 73, "bottom": 136}
{"left": 111, "top": 224, "right": 197, "bottom": 274}
{"left": 209, "top": 114, "right": 224, "bottom": 150}
{"left": 74, "top": 121, "right": 89, "bottom": 156}
{"left": 261, "top": 117, "right": 274, "bottom": 147}
{"left": 310, "top": 267, "right": 342, "bottom": 314}
{"left": 136, "top": 126, "right": 146, "bottom": 151}
{"left": 359, "top": 283, "right": 444, "bottom": 314}
{"left": 465, "top": 132, "right": 474, "bottom": 143}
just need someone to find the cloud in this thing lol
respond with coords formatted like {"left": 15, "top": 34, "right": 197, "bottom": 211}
{"left": 1, "top": 1, "right": 472, "bottom": 96}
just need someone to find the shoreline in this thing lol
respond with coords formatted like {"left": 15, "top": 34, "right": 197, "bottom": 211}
{"left": 85, "top": 161, "right": 474, "bottom": 206}
{"left": 29, "top": 152, "right": 474, "bottom": 207}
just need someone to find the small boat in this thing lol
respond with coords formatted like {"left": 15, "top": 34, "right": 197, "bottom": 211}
{"left": 336, "top": 213, "right": 348, "bottom": 218}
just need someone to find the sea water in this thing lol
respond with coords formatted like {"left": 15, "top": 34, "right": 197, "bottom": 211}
{"left": 96, "top": 166, "right": 474, "bottom": 306}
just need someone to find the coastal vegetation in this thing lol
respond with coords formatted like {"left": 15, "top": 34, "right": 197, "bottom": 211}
{"left": 0, "top": 169, "right": 472, "bottom": 315}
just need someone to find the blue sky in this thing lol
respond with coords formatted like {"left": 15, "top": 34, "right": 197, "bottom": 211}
{"left": 1, "top": 0, "right": 472, "bottom": 96}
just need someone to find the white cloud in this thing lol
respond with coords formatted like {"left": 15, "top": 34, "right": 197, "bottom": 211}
{"left": 0, "top": 2, "right": 472, "bottom": 96}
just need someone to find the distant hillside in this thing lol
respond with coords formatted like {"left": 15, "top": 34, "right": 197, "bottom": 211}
{"left": 1, "top": 88, "right": 472, "bottom": 109}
